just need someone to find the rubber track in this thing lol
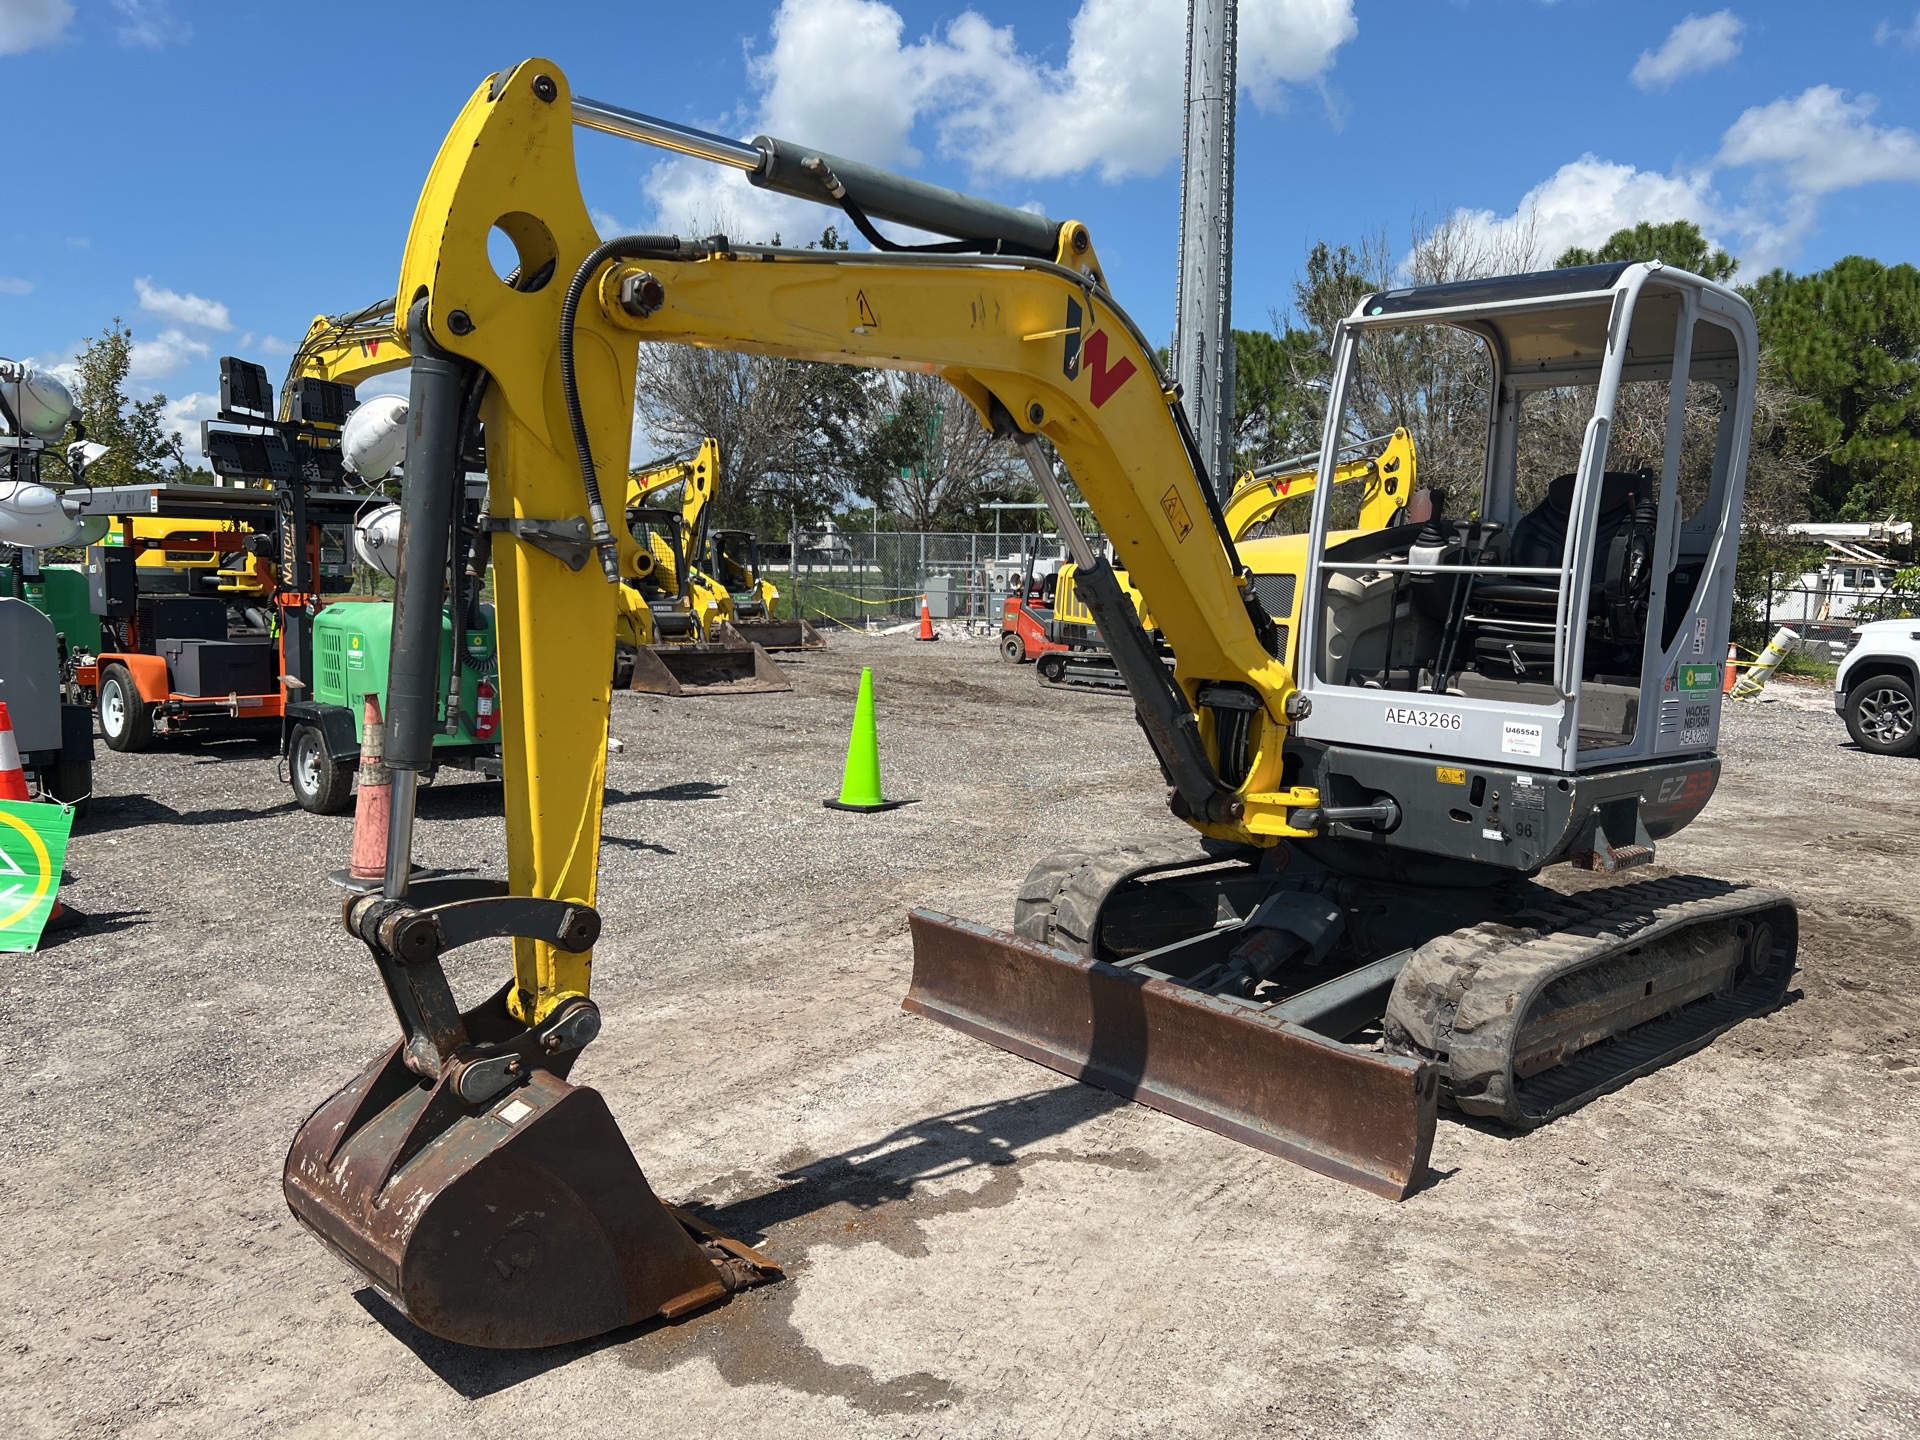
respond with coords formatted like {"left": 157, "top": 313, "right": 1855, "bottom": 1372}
{"left": 1383, "top": 874, "right": 1797, "bottom": 1128}
{"left": 1012, "top": 841, "right": 1221, "bottom": 955}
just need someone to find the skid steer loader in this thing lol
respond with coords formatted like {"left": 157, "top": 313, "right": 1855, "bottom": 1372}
{"left": 618, "top": 444, "right": 790, "bottom": 696}
{"left": 285, "top": 60, "right": 1795, "bottom": 1349}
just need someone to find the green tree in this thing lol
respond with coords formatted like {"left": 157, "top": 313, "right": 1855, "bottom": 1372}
{"left": 1231, "top": 326, "right": 1324, "bottom": 474}
{"left": 1746, "top": 256, "right": 1920, "bottom": 520}
{"left": 1556, "top": 220, "right": 1738, "bottom": 282}
{"left": 37, "top": 319, "right": 206, "bottom": 486}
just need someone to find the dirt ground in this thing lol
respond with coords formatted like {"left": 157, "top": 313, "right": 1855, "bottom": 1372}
{"left": 5, "top": 632, "right": 1916, "bottom": 1439}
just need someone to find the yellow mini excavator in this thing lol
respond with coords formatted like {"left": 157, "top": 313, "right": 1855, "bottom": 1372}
{"left": 285, "top": 60, "right": 1797, "bottom": 1350}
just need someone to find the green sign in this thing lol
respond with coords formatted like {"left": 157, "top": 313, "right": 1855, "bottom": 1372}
{"left": 0, "top": 800, "right": 75, "bottom": 952}
{"left": 346, "top": 633, "right": 367, "bottom": 671}
{"left": 1679, "top": 664, "right": 1720, "bottom": 692}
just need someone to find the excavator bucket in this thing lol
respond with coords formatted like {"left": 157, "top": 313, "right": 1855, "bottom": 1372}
{"left": 729, "top": 617, "right": 826, "bottom": 652}
{"left": 904, "top": 911, "right": 1438, "bottom": 1199}
{"left": 285, "top": 1037, "right": 777, "bottom": 1349}
{"left": 626, "top": 632, "right": 792, "bottom": 697}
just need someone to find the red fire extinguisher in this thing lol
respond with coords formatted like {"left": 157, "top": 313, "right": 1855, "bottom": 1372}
{"left": 473, "top": 677, "right": 498, "bottom": 741}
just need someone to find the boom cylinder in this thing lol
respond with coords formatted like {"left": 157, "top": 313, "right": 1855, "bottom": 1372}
{"left": 570, "top": 96, "right": 1061, "bottom": 256}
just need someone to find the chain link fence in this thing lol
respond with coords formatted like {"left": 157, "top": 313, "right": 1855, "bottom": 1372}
{"left": 767, "top": 530, "right": 1070, "bottom": 629}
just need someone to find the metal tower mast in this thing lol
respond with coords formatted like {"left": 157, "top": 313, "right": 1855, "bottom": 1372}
{"left": 1172, "top": 0, "right": 1238, "bottom": 501}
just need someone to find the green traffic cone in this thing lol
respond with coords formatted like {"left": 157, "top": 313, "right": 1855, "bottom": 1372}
{"left": 825, "top": 666, "right": 911, "bottom": 812}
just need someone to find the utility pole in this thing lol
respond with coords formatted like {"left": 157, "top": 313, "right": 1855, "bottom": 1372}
{"left": 1172, "top": 0, "right": 1238, "bottom": 502}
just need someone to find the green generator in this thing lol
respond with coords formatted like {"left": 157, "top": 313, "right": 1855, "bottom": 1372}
{"left": 1, "top": 564, "right": 102, "bottom": 657}
{"left": 283, "top": 599, "right": 501, "bottom": 814}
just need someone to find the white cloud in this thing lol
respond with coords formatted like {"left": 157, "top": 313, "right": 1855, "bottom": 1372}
{"left": 1446, "top": 155, "right": 1723, "bottom": 271}
{"left": 0, "top": 0, "right": 71, "bottom": 55}
{"left": 161, "top": 391, "right": 218, "bottom": 466}
{"left": 1631, "top": 11, "right": 1745, "bottom": 91}
{"left": 111, "top": 0, "right": 189, "bottom": 49}
{"left": 0, "top": 277, "right": 31, "bottom": 296}
{"left": 1875, "top": 11, "right": 1920, "bottom": 48}
{"left": 1718, "top": 85, "right": 1920, "bottom": 194}
{"left": 258, "top": 335, "right": 293, "bottom": 356}
{"left": 1437, "top": 82, "right": 1920, "bottom": 277}
{"left": 637, "top": 0, "right": 1357, "bottom": 235}
{"left": 129, "top": 328, "right": 210, "bottom": 380}
{"left": 135, "top": 276, "right": 232, "bottom": 331}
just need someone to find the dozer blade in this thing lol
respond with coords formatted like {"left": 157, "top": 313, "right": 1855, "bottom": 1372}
{"left": 905, "top": 911, "right": 1438, "bottom": 1199}
{"left": 626, "top": 638, "right": 792, "bottom": 697}
{"left": 285, "top": 1044, "right": 778, "bottom": 1349}
{"left": 730, "top": 617, "right": 827, "bottom": 652}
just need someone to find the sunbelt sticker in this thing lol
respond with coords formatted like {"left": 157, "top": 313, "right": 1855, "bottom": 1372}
{"left": 346, "top": 633, "right": 366, "bottom": 671}
{"left": 1678, "top": 664, "right": 1719, "bottom": 691}
{"left": 1501, "top": 720, "right": 1544, "bottom": 757}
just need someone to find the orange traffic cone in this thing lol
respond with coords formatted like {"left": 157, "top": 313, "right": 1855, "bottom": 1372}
{"left": 331, "top": 695, "right": 394, "bottom": 893}
{"left": 1722, "top": 642, "right": 1739, "bottom": 694}
{"left": 0, "top": 703, "right": 28, "bottom": 802}
{"left": 0, "top": 702, "right": 81, "bottom": 934}
{"left": 917, "top": 595, "right": 938, "bottom": 642}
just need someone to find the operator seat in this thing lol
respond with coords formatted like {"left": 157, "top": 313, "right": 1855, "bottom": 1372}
{"left": 1469, "top": 469, "right": 1653, "bottom": 681}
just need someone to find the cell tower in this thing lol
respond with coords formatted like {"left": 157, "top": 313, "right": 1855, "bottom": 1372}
{"left": 1172, "top": 0, "right": 1238, "bottom": 501}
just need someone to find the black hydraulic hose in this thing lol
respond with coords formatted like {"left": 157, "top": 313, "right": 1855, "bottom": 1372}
{"left": 385, "top": 298, "right": 468, "bottom": 772}
{"left": 559, "top": 235, "right": 684, "bottom": 584}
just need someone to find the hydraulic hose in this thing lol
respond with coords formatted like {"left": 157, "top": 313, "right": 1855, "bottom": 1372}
{"left": 558, "top": 235, "right": 684, "bottom": 584}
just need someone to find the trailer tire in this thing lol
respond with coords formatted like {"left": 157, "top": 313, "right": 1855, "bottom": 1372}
{"left": 1844, "top": 673, "right": 1920, "bottom": 756}
{"left": 290, "top": 724, "right": 356, "bottom": 814}
{"left": 999, "top": 630, "right": 1026, "bottom": 664}
{"left": 98, "top": 665, "right": 153, "bottom": 753}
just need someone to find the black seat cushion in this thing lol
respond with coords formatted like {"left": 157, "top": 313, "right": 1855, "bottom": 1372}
{"left": 1508, "top": 470, "right": 1650, "bottom": 573}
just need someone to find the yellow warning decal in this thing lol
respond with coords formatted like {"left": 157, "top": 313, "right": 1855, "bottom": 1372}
{"left": 1159, "top": 486, "right": 1193, "bottom": 542}
{"left": 854, "top": 290, "right": 880, "bottom": 329}
{"left": 1436, "top": 766, "right": 1466, "bottom": 786}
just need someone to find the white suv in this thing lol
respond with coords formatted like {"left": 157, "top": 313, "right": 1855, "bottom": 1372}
{"left": 1835, "top": 618, "right": 1920, "bottom": 756}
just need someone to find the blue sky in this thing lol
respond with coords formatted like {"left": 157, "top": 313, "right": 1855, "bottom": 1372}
{"left": 4, "top": 0, "right": 1917, "bottom": 464}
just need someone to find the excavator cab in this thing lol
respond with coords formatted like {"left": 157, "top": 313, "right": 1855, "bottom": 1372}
{"left": 1294, "top": 263, "right": 1747, "bottom": 797}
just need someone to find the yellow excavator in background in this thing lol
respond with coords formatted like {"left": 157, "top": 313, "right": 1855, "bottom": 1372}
{"left": 284, "top": 60, "right": 1796, "bottom": 1351}
{"left": 1027, "top": 430, "right": 1418, "bottom": 688}
{"left": 1223, "top": 427, "right": 1417, "bottom": 540}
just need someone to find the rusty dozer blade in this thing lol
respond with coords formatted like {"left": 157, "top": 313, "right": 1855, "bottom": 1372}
{"left": 905, "top": 911, "right": 1437, "bottom": 1199}
{"left": 730, "top": 616, "right": 827, "bottom": 652}
{"left": 627, "top": 627, "right": 792, "bottom": 697}
{"left": 285, "top": 891, "right": 777, "bottom": 1349}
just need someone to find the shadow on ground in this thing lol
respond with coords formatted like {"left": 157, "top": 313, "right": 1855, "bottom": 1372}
{"left": 359, "top": 1083, "right": 1129, "bottom": 1408}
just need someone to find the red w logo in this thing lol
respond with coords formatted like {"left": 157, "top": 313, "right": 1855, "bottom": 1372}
{"left": 1082, "top": 330, "right": 1137, "bottom": 408}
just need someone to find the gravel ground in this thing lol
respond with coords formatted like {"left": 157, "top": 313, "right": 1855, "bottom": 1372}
{"left": 5, "top": 634, "right": 1916, "bottom": 1439}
